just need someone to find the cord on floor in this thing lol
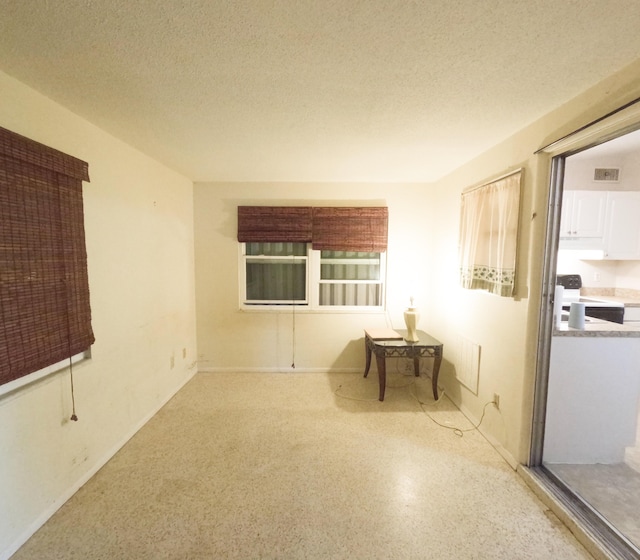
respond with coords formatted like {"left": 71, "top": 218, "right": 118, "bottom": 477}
{"left": 412, "top": 384, "right": 496, "bottom": 437}
{"left": 334, "top": 369, "right": 497, "bottom": 438}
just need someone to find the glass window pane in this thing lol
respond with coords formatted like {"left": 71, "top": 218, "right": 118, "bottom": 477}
{"left": 246, "top": 242, "right": 307, "bottom": 256}
{"left": 320, "top": 251, "right": 380, "bottom": 281}
{"left": 319, "top": 283, "right": 381, "bottom": 306}
{"left": 246, "top": 261, "right": 306, "bottom": 301}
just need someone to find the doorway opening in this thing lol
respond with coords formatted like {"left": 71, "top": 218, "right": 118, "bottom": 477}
{"left": 531, "top": 122, "right": 640, "bottom": 559}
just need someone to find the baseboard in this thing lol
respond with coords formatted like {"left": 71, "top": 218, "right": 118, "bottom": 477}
{"left": 197, "top": 366, "right": 362, "bottom": 374}
{"left": 1, "top": 369, "right": 196, "bottom": 560}
{"left": 456, "top": 400, "right": 518, "bottom": 470}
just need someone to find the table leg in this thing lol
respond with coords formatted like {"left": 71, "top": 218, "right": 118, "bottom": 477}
{"left": 413, "top": 355, "right": 420, "bottom": 377}
{"left": 364, "top": 341, "right": 372, "bottom": 378}
{"left": 375, "top": 353, "right": 386, "bottom": 401}
{"left": 432, "top": 355, "right": 442, "bottom": 400}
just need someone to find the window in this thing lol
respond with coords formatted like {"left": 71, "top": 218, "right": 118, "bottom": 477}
{"left": 243, "top": 242, "right": 308, "bottom": 304}
{"left": 239, "top": 245, "right": 386, "bottom": 309}
{"left": 318, "top": 250, "right": 384, "bottom": 307}
{"left": 0, "top": 126, "right": 94, "bottom": 387}
{"left": 238, "top": 206, "right": 387, "bottom": 311}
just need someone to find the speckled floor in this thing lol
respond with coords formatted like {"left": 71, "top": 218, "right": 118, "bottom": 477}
{"left": 12, "top": 372, "right": 592, "bottom": 560}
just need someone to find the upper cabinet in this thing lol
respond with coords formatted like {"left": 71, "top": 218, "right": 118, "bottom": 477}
{"left": 559, "top": 190, "right": 607, "bottom": 249}
{"left": 559, "top": 190, "right": 640, "bottom": 259}
{"left": 604, "top": 191, "right": 640, "bottom": 259}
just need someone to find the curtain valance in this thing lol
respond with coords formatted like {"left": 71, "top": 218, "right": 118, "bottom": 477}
{"left": 459, "top": 170, "right": 522, "bottom": 297}
{"left": 237, "top": 206, "right": 388, "bottom": 252}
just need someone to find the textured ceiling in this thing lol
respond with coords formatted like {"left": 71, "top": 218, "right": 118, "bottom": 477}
{"left": 2, "top": 1, "right": 640, "bottom": 182}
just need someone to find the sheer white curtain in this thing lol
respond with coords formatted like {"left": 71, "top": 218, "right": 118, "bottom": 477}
{"left": 459, "top": 170, "right": 522, "bottom": 297}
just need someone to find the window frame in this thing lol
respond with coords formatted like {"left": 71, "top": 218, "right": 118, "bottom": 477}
{"left": 239, "top": 242, "right": 310, "bottom": 306}
{"left": 238, "top": 243, "right": 387, "bottom": 312}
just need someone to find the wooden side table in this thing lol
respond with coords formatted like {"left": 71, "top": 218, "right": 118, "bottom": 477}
{"left": 364, "top": 329, "right": 443, "bottom": 401}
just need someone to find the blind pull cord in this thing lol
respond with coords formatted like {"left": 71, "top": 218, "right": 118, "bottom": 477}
{"left": 69, "top": 356, "right": 78, "bottom": 422}
{"left": 291, "top": 255, "right": 296, "bottom": 369}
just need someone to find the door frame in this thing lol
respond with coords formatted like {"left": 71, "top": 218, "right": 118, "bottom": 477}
{"left": 529, "top": 106, "right": 640, "bottom": 559}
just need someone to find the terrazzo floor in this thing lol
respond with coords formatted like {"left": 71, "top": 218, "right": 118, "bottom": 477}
{"left": 12, "top": 372, "right": 593, "bottom": 560}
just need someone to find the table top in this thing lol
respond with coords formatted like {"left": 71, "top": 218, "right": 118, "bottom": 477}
{"left": 365, "top": 329, "right": 442, "bottom": 348}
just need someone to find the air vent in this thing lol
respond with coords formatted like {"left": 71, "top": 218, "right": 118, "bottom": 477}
{"left": 594, "top": 167, "right": 620, "bottom": 182}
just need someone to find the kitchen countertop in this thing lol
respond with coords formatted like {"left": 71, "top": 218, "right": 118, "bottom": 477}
{"left": 554, "top": 317, "right": 640, "bottom": 337}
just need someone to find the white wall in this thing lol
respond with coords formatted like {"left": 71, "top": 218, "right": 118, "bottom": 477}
{"left": 194, "top": 60, "right": 640, "bottom": 471}
{"left": 0, "top": 71, "right": 197, "bottom": 559}
{"left": 194, "top": 183, "right": 433, "bottom": 372}
{"left": 559, "top": 145, "right": 640, "bottom": 289}
{"left": 424, "top": 58, "right": 640, "bottom": 466}
{"left": 565, "top": 145, "right": 640, "bottom": 191}
{"left": 4, "top": 51, "right": 640, "bottom": 559}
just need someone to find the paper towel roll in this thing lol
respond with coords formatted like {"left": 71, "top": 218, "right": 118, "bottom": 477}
{"left": 554, "top": 285, "right": 564, "bottom": 327}
{"left": 568, "top": 302, "right": 586, "bottom": 329}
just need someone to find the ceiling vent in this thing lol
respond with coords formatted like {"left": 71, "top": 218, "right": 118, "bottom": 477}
{"left": 593, "top": 167, "right": 620, "bottom": 182}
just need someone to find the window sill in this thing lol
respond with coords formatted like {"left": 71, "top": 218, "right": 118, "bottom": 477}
{"left": 0, "top": 351, "right": 91, "bottom": 400}
{"left": 239, "top": 305, "right": 386, "bottom": 314}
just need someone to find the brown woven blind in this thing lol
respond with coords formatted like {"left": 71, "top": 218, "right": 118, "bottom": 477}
{"left": 312, "top": 207, "right": 388, "bottom": 252}
{"left": 237, "top": 206, "right": 313, "bottom": 243}
{"left": 0, "top": 128, "right": 94, "bottom": 387}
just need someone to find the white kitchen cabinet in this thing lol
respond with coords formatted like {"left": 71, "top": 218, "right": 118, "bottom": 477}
{"left": 603, "top": 191, "right": 640, "bottom": 259}
{"left": 545, "top": 335, "right": 640, "bottom": 464}
{"left": 559, "top": 190, "right": 607, "bottom": 249}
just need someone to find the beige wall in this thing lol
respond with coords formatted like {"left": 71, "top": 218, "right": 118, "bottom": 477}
{"left": 194, "top": 183, "right": 434, "bottom": 372}
{"left": 4, "top": 51, "right": 640, "bottom": 560}
{"left": 193, "top": 59, "right": 640, "bottom": 472}
{"left": 0, "top": 71, "right": 197, "bottom": 558}
{"left": 427, "top": 58, "right": 640, "bottom": 466}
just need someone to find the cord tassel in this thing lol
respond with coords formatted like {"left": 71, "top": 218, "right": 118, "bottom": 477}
{"left": 69, "top": 356, "right": 78, "bottom": 421}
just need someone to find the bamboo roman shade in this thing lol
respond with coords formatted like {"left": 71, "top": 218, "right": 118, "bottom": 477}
{"left": 237, "top": 206, "right": 388, "bottom": 252}
{"left": 312, "top": 207, "right": 388, "bottom": 252}
{"left": 0, "top": 126, "right": 94, "bottom": 386}
{"left": 237, "top": 206, "right": 313, "bottom": 243}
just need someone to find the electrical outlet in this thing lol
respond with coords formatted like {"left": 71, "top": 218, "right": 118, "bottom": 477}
{"left": 493, "top": 393, "right": 500, "bottom": 410}
{"left": 182, "top": 347, "right": 187, "bottom": 359}
{"left": 170, "top": 356, "right": 175, "bottom": 369}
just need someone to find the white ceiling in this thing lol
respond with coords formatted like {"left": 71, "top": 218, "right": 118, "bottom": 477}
{"left": 2, "top": 1, "right": 640, "bottom": 183}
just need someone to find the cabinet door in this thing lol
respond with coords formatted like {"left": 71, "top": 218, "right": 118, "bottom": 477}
{"left": 559, "top": 191, "right": 574, "bottom": 237}
{"left": 571, "top": 191, "right": 607, "bottom": 237}
{"left": 604, "top": 191, "right": 640, "bottom": 259}
{"left": 559, "top": 190, "right": 606, "bottom": 250}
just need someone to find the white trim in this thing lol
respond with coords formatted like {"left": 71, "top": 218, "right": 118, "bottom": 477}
{"left": 239, "top": 243, "right": 387, "bottom": 311}
{"left": 456, "top": 400, "right": 518, "bottom": 470}
{"left": 0, "top": 369, "right": 196, "bottom": 560}
{"left": 238, "top": 242, "right": 310, "bottom": 307}
{"left": 239, "top": 306, "right": 386, "bottom": 314}
{"left": 539, "top": 101, "right": 640, "bottom": 156}
{"left": 198, "top": 366, "right": 363, "bottom": 374}
{"left": 0, "top": 351, "right": 90, "bottom": 399}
